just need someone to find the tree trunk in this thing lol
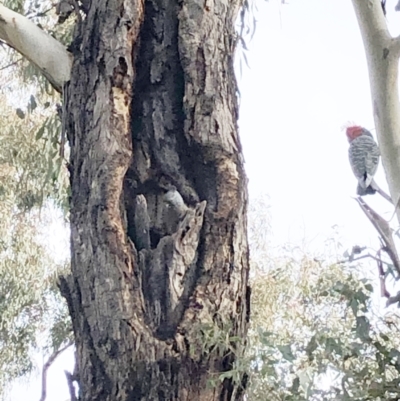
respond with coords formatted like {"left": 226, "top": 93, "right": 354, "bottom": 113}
{"left": 351, "top": 0, "right": 400, "bottom": 219}
{"left": 60, "top": 0, "right": 249, "bottom": 399}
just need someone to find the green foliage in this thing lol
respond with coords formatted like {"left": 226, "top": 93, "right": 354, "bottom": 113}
{"left": 0, "top": 1, "right": 73, "bottom": 211}
{"left": 0, "top": 99, "right": 69, "bottom": 212}
{"left": 199, "top": 196, "right": 400, "bottom": 400}
{"left": 0, "top": 96, "right": 72, "bottom": 394}
{"left": 0, "top": 215, "right": 71, "bottom": 394}
{"left": 232, "top": 258, "right": 396, "bottom": 400}
{"left": 0, "top": 4, "right": 73, "bottom": 393}
{"left": 243, "top": 199, "right": 400, "bottom": 400}
{"left": 2, "top": 0, "right": 25, "bottom": 14}
{"left": 1, "top": 4, "right": 399, "bottom": 401}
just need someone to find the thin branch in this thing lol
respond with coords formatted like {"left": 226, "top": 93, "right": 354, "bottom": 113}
{"left": 0, "top": 57, "right": 23, "bottom": 71}
{"left": 338, "top": 252, "right": 392, "bottom": 266}
{"left": 371, "top": 179, "right": 392, "bottom": 204}
{"left": 25, "top": 7, "right": 53, "bottom": 19}
{"left": 39, "top": 342, "right": 73, "bottom": 401}
{"left": 355, "top": 197, "right": 400, "bottom": 275}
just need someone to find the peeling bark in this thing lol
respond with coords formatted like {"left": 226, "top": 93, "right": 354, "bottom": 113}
{"left": 61, "top": 0, "right": 249, "bottom": 398}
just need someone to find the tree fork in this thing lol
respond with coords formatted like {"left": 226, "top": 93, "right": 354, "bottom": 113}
{"left": 62, "top": 0, "right": 249, "bottom": 399}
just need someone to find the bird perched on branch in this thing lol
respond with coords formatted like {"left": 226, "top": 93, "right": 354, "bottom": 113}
{"left": 346, "top": 125, "right": 380, "bottom": 196}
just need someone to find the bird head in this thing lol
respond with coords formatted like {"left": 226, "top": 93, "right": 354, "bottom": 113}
{"left": 346, "top": 125, "right": 366, "bottom": 142}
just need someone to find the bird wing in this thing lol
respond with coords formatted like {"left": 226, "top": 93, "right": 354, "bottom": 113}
{"left": 348, "top": 135, "right": 380, "bottom": 188}
{"left": 364, "top": 147, "right": 380, "bottom": 187}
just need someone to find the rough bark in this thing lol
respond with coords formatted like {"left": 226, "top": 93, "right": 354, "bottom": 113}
{"left": 351, "top": 0, "right": 400, "bottom": 221}
{"left": 60, "top": 0, "right": 249, "bottom": 399}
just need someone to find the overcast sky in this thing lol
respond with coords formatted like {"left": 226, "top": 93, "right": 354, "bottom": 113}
{"left": 239, "top": 0, "right": 400, "bottom": 255}
{"left": 10, "top": 0, "right": 400, "bottom": 399}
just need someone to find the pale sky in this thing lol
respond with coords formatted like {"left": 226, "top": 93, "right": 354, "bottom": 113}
{"left": 239, "top": 0, "right": 400, "bottom": 254}
{"left": 9, "top": 0, "right": 400, "bottom": 399}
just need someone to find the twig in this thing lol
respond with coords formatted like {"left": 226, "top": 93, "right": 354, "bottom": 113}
{"left": 26, "top": 7, "right": 53, "bottom": 19}
{"left": 338, "top": 252, "right": 392, "bottom": 266}
{"left": 0, "top": 57, "right": 23, "bottom": 71}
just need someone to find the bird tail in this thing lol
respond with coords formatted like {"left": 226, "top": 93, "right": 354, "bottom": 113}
{"left": 357, "top": 179, "right": 392, "bottom": 204}
{"left": 357, "top": 183, "right": 376, "bottom": 196}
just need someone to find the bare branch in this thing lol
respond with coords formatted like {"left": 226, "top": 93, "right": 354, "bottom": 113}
{"left": 339, "top": 251, "right": 391, "bottom": 266}
{"left": 371, "top": 179, "right": 392, "bottom": 204}
{"left": 355, "top": 197, "right": 400, "bottom": 275}
{"left": 39, "top": 342, "right": 73, "bottom": 401}
{"left": 0, "top": 4, "right": 72, "bottom": 92}
{"left": 0, "top": 57, "right": 23, "bottom": 71}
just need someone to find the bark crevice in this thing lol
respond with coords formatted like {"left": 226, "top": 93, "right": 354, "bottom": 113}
{"left": 62, "top": 0, "right": 249, "bottom": 397}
